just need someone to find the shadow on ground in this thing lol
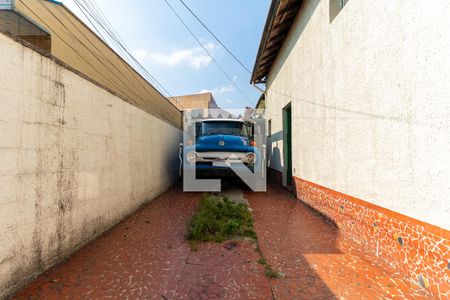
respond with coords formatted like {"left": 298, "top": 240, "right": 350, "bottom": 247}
{"left": 12, "top": 181, "right": 427, "bottom": 299}
{"left": 245, "top": 183, "right": 430, "bottom": 299}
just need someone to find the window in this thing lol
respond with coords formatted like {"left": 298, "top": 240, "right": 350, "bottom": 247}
{"left": 330, "top": 0, "right": 349, "bottom": 22}
{"left": 268, "top": 119, "right": 272, "bottom": 137}
{"left": 200, "top": 121, "right": 248, "bottom": 137}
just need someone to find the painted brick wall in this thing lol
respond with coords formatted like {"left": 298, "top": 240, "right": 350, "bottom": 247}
{"left": 0, "top": 33, "right": 181, "bottom": 298}
{"left": 294, "top": 177, "right": 450, "bottom": 296}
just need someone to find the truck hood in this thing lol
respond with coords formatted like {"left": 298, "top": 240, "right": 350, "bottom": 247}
{"left": 194, "top": 134, "right": 252, "bottom": 152}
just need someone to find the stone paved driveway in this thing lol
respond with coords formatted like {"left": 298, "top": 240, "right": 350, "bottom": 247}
{"left": 13, "top": 183, "right": 430, "bottom": 299}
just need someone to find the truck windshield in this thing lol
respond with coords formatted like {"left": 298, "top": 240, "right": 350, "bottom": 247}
{"left": 201, "top": 121, "right": 248, "bottom": 136}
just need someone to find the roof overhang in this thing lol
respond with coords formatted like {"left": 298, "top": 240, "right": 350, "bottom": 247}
{"left": 251, "top": 0, "right": 303, "bottom": 84}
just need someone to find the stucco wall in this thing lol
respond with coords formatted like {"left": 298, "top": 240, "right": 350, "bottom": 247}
{"left": 0, "top": 33, "right": 181, "bottom": 298}
{"left": 12, "top": 0, "right": 182, "bottom": 127}
{"left": 266, "top": 0, "right": 450, "bottom": 229}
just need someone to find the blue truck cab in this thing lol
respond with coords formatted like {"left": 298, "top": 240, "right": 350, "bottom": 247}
{"left": 181, "top": 119, "right": 262, "bottom": 177}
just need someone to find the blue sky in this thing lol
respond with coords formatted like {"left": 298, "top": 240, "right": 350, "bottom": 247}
{"left": 64, "top": 0, "right": 271, "bottom": 109}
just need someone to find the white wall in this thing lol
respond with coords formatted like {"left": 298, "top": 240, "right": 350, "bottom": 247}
{"left": 0, "top": 34, "right": 181, "bottom": 298}
{"left": 266, "top": 0, "right": 450, "bottom": 229}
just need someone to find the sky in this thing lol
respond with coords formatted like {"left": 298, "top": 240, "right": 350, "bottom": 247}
{"left": 63, "top": 0, "right": 271, "bottom": 109}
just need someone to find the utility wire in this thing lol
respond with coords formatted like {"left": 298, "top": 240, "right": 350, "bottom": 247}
{"left": 71, "top": 0, "right": 159, "bottom": 94}
{"left": 75, "top": 0, "right": 176, "bottom": 101}
{"left": 176, "top": 0, "right": 363, "bottom": 112}
{"left": 77, "top": 0, "right": 187, "bottom": 111}
{"left": 54, "top": 3, "right": 159, "bottom": 107}
{"left": 175, "top": 0, "right": 310, "bottom": 107}
{"left": 163, "top": 0, "right": 254, "bottom": 106}
{"left": 177, "top": 0, "right": 252, "bottom": 74}
{"left": 18, "top": 0, "right": 141, "bottom": 105}
{"left": 35, "top": 0, "right": 157, "bottom": 109}
{"left": 85, "top": 0, "right": 128, "bottom": 47}
{"left": 25, "top": 0, "right": 184, "bottom": 115}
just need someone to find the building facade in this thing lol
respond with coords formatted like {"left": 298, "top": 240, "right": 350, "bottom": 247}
{"left": 169, "top": 92, "right": 230, "bottom": 118}
{"left": 252, "top": 0, "right": 450, "bottom": 295}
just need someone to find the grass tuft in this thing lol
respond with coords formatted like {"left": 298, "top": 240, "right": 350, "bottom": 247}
{"left": 187, "top": 193, "right": 279, "bottom": 278}
{"left": 256, "top": 249, "right": 280, "bottom": 278}
{"left": 264, "top": 265, "right": 279, "bottom": 278}
{"left": 187, "top": 194, "right": 256, "bottom": 243}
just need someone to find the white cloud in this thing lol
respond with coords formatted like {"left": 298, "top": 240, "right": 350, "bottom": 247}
{"left": 218, "top": 85, "right": 234, "bottom": 94}
{"left": 198, "top": 84, "right": 235, "bottom": 96}
{"left": 145, "top": 42, "right": 217, "bottom": 69}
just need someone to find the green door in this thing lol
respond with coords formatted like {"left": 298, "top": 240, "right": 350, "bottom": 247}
{"left": 283, "top": 104, "right": 292, "bottom": 188}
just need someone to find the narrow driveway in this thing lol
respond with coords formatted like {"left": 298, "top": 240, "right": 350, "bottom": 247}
{"left": 13, "top": 183, "right": 429, "bottom": 299}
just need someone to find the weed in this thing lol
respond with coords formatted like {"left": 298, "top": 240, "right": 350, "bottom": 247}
{"left": 188, "top": 240, "right": 198, "bottom": 251}
{"left": 264, "top": 265, "right": 279, "bottom": 278}
{"left": 187, "top": 194, "right": 279, "bottom": 279}
{"left": 256, "top": 249, "right": 279, "bottom": 278}
{"left": 257, "top": 258, "right": 267, "bottom": 265}
{"left": 187, "top": 194, "right": 256, "bottom": 243}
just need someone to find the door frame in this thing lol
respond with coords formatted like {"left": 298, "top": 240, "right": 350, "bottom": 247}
{"left": 282, "top": 103, "right": 292, "bottom": 189}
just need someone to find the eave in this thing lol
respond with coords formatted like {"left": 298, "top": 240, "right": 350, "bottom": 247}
{"left": 251, "top": 0, "right": 303, "bottom": 84}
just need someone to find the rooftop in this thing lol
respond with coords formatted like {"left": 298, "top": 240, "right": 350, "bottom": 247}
{"left": 251, "top": 0, "right": 303, "bottom": 84}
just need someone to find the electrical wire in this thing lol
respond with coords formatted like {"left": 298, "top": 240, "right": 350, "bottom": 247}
{"left": 32, "top": 0, "right": 156, "bottom": 109}
{"left": 74, "top": 0, "right": 176, "bottom": 100}
{"left": 54, "top": 3, "right": 161, "bottom": 108}
{"left": 70, "top": 0, "right": 168, "bottom": 101}
{"left": 163, "top": 0, "right": 254, "bottom": 106}
{"left": 17, "top": 0, "right": 140, "bottom": 105}
{"left": 74, "top": 0, "right": 187, "bottom": 111}
{"left": 84, "top": 0, "right": 127, "bottom": 47}
{"left": 177, "top": 0, "right": 252, "bottom": 74}
{"left": 20, "top": 0, "right": 186, "bottom": 118}
{"left": 175, "top": 0, "right": 311, "bottom": 108}
{"left": 142, "top": 0, "right": 340, "bottom": 110}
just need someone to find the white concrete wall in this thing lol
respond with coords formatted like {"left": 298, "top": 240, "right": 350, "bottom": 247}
{"left": 266, "top": 0, "right": 450, "bottom": 229}
{"left": 0, "top": 33, "right": 181, "bottom": 298}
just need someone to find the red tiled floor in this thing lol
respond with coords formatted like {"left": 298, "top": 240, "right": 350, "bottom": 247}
{"left": 245, "top": 184, "right": 434, "bottom": 299}
{"left": 12, "top": 183, "right": 434, "bottom": 299}
{"left": 13, "top": 185, "right": 199, "bottom": 300}
{"left": 12, "top": 185, "right": 271, "bottom": 300}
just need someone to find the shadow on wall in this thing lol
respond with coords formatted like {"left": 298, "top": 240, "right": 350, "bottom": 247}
{"left": 267, "top": 130, "right": 283, "bottom": 170}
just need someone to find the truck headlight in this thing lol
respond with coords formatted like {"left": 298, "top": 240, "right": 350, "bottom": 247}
{"left": 245, "top": 152, "right": 256, "bottom": 164}
{"left": 186, "top": 151, "right": 197, "bottom": 163}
